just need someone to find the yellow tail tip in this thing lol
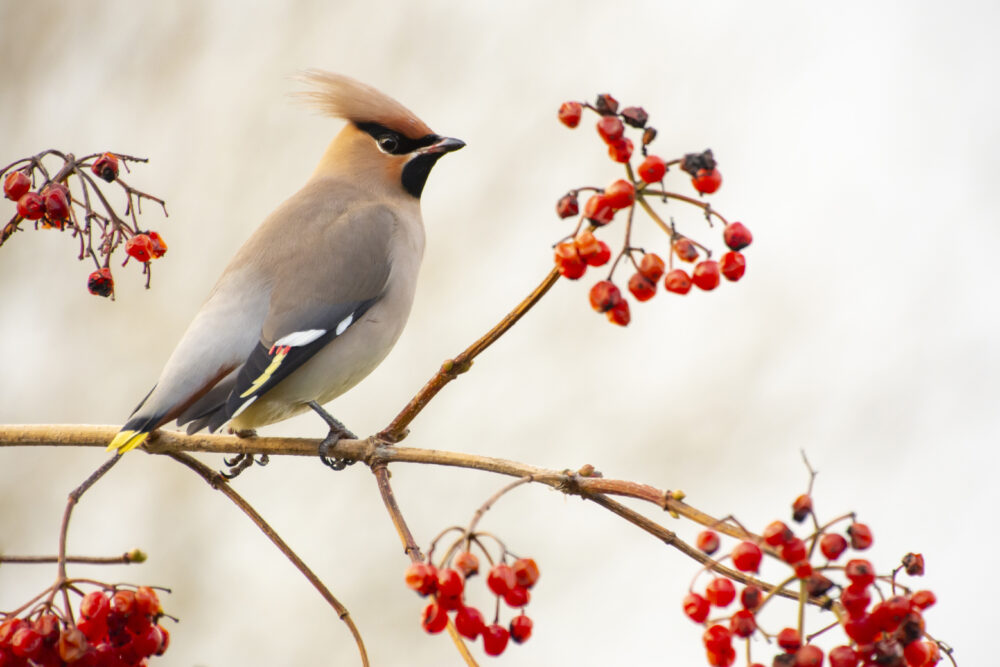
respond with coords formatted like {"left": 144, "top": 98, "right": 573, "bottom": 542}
{"left": 107, "top": 430, "right": 149, "bottom": 454}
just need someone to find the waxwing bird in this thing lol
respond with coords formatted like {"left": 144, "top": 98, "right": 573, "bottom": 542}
{"left": 107, "top": 71, "right": 464, "bottom": 464}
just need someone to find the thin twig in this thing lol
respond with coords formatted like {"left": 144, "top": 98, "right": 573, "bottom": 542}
{"left": 165, "top": 452, "right": 370, "bottom": 667}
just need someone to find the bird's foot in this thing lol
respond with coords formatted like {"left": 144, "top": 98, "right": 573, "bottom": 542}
{"left": 307, "top": 401, "right": 358, "bottom": 471}
{"left": 221, "top": 429, "right": 268, "bottom": 479}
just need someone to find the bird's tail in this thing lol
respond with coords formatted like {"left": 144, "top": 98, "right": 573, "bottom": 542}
{"left": 107, "top": 427, "right": 150, "bottom": 454}
{"left": 107, "top": 387, "right": 165, "bottom": 454}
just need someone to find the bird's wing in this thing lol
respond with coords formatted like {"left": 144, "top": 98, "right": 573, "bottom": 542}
{"left": 221, "top": 201, "right": 397, "bottom": 420}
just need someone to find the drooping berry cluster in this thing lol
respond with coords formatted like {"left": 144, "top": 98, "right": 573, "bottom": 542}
{"left": 0, "top": 585, "right": 171, "bottom": 666}
{"left": 1, "top": 149, "right": 168, "bottom": 298}
{"left": 681, "top": 482, "right": 947, "bottom": 667}
{"left": 555, "top": 95, "right": 753, "bottom": 325}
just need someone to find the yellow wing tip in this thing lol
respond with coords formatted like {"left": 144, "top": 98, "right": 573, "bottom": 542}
{"left": 107, "top": 430, "right": 149, "bottom": 454}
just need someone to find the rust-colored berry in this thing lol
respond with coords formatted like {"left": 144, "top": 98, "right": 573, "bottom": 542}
{"left": 692, "top": 167, "right": 722, "bottom": 194}
{"left": 454, "top": 551, "right": 479, "bottom": 578}
{"left": 820, "top": 533, "right": 848, "bottom": 561}
{"left": 585, "top": 240, "right": 611, "bottom": 267}
{"left": 91, "top": 153, "right": 120, "bottom": 182}
{"left": 604, "top": 179, "right": 635, "bottom": 210}
{"left": 902, "top": 552, "right": 925, "bottom": 576}
{"left": 404, "top": 562, "right": 438, "bottom": 596}
{"left": 719, "top": 251, "right": 746, "bottom": 281}
{"left": 148, "top": 231, "right": 168, "bottom": 258}
{"left": 628, "top": 273, "right": 656, "bottom": 301}
{"left": 3, "top": 171, "right": 31, "bottom": 201}
{"left": 509, "top": 614, "right": 533, "bottom": 644}
{"left": 558, "top": 101, "right": 583, "bottom": 128}
{"left": 583, "top": 193, "right": 615, "bottom": 226}
{"left": 57, "top": 628, "right": 89, "bottom": 663}
{"left": 512, "top": 558, "right": 540, "bottom": 589}
{"left": 607, "top": 137, "right": 634, "bottom": 163}
{"left": 135, "top": 586, "right": 161, "bottom": 616}
{"left": 482, "top": 623, "right": 510, "bottom": 656}
{"left": 696, "top": 530, "right": 720, "bottom": 555}
{"left": 692, "top": 261, "right": 720, "bottom": 291}
{"left": 723, "top": 222, "right": 753, "bottom": 250}
{"left": 664, "top": 268, "right": 693, "bottom": 294}
{"left": 554, "top": 241, "right": 587, "bottom": 280}
{"left": 594, "top": 93, "right": 619, "bottom": 115}
{"left": 556, "top": 193, "right": 579, "bottom": 218}
{"left": 637, "top": 155, "right": 666, "bottom": 183}
{"left": 673, "top": 238, "right": 699, "bottom": 262}
{"left": 17, "top": 192, "right": 45, "bottom": 220}
{"left": 791, "top": 494, "right": 813, "bottom": 522}
{"left": 740, "top": 585, "right": 762, "bottom": 611}
{"left": 638, "top": 253, "right": 665, "bottom": 281}
{"left": 911, "top": 590, "right": 936, "bottom": 610}
{"left": 606, "top": 299, "right": 630, "bottom": 326}
{"left": 126, "top": 234, "right": 155, "bottom": 263}
{"left": 590, "top": 280, "right": 622, "bottom": 313}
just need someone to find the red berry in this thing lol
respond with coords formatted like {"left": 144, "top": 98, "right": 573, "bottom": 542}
{"left": 596, "top": 115, "right": 624, "bottom": 144}
{"left": 828, "top": 645, "right": 859, "bottom": 667}
{"left": 682, "top": 592, "right": 710, "bottom": 623}
{"left": 692, "top": 167, "right": 722, "bottom": 194}
{"left": 41, "top": 183, "right": 71, "bottom": 222}
{"left": 777, "top": 627, "right": 802, "bottom": 653}
{"left": 793, "top": 561, "right": 813, "bottom": 579}
{"left": 583, "top": 193, "right": 615, "bottom": 226}
{"left": 126, "top": 234, "right": 155, "bottom": 263}
{"left": 574, "top": 229, "right": 601, "bottom": 258}
{"left": 11, "top": 628, "right": 41, "bottom": 659}
{"left": 628, "top": 273, "right": 656, "bottom": 301}
{"left": 903, "top": 640, "right": 938, "bottom": 667}
{"left": 673, "top": 238, "right": 699, "bottom": 262}
{"left": 705, "top": 577, "right": 736, "bottom": 607}
{"left": 706, "top": 645, "right": 736, "bottom": 667}
{"left": 91, "top": 153, "right": 120, "bottom": 182}
{"left": 482, "top": 624, "right": 510, "bottom": 656}
{"left": 0, "top": 619, "right": 27, "bottom": 648}
{"left": 487, "top": 563, "right": 516, "bottom": 596}
{"left": 696, "top": 530, "right": 720, "bottom": 555}
{"left": 719, "top": 251, "right": 746, "bottom": 282}
{"left": 3, "top": 171, "right": 30, "bottom": 201}
{"left": 608, "top": 137, "right": 634, "bottom": 163}
{"left": 556, "top": 193, "right": 579, "bottom": 218}
{"left": 606, "top": 299, "right": 630, "bottom": 326}
{"left": 791, "top": 494, "right": 813, "bottom": 522}
{"left": 870, "top": 596, "right": 910, "bottom": 633}
{"left": 637, "top": 155, "right": 666, "bottom": 183}
{"left": 848, "top": 523, "right": 873, "bottom": 550}
{"left": 585, "top": 240, "right": 611, "bottom": 267}
{"left": 664, "top": 268, "right": 692, "bottom": 294}
{"left": 554, "top": 241, "right": 587, "bottom": 280}
{"left": 32, "top": 615, "right": 59, "bottom": 644}
{"left": 436, "top": 593, "right": 462, "bottom": 611}
{"left": 147, "top": 231, "right": 168, "bottom": 258}
{"left": 81, "top": 591, "right": 111, "bottom": 621}
{"left": 731, "top": 541, "right": 762, "bottom": 573}
{"left": 509, "top": 614, "right": 533, "bottom": 644}
{"left": 16, "top": 192, "right": 45, "bottom": 220}
{"left": 76, "top": 616, "right": 106, "bottom": 643}
{"left": 436, "top": 568, "right": 464, "bottom": 598}
{"left": 558, "top": 101, "right": 583, "bottom": 128}
{"left": 902, "top": 552, "right": 925, "bottom": 576}
{"left": 421, "top": 602, "right": 448, "bottom": 634}
{"left": 604, "top": 179, "right": 635, "bottom": 210}
{"left": 729, "top": 609, "right": 756, "bottom": 638}
{"left": 87, "top": 268, "right": 114, "bottom": 298}
{"left": 56, "top": 628, "right": 89, "bottom": 664}
{"left": 404, "top": 562, "right": 438, "bottom": 596}
{"left": 638, "top": 252, "right": 665, "bottom": 281}
{"left": 763, "top": 520, "right": 793, "bottom": 547}
{"left": 132, "top": 624, "right": 162, "bottom": 658}
{"left": 155, "top": 625, "right": 170, "bottom": 656}
{"left": 110, "top": 590, "right": 136, "bottom": 617}
{"left": 503, "top": 585, "right": 530, "bottom": 608}
{"left": 820, "top": 533, "right": 848, "bottom": 560}
{"left": 840, "top": 584, "right": 871, "bottom": 618}
{"left": 911, "top": 590, "right": 936, "bottom": 610}
{"left": 702, "top": 624, "right": 732, "bottom": 654}
{"left": 454, "top": 551, "right": 479, "bottom": 578}
{"left": 589, "top": 280, "right": 622, "bottom": 313}
{"left": 454, "top": 605, "right": 485, "bottom": 639}
{"left": 780, "top": 537, "right": 807, "bottom": 564}
{"left": 692, "top": 261, "right": 720, "bottom": 291}
{"left": 512, "top": 558, "right": 540, "bottom": 588}
{"left": 740, "top": 585, "right": 762, "bottom": 611}
{"left": 594, "top": 93, "right": 619, "bottom": 115}
{"left": 135, "top": 586, "right": 161, "bottom": 617}
{"left": 845, "top": 559, "right": 875, "bottom": 587}
{"left": 795, "top": 644, "right": 824, "bottom": 667}
{"left": 723, "top": 222, "right": 752, "bottom": 251}
{"left": 844, "top": 614, "right": 878, "bottom": 644}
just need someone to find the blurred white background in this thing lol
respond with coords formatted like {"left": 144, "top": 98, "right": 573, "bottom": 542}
{"left": 1, "top": 1, "right": 995, "bottom": 664}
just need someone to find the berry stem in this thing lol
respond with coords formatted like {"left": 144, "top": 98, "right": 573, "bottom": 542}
{"left": 371, "top": 463, "right": 424, "bottom": 563}
{"left": 465, "top": 476, "right": 534, "bottom": 551}
{"left": 637, "top": 187, "right": 732, "bottom": 228}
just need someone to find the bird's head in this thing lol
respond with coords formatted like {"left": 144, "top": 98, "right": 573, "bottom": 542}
{"left": 296, "top": 70, "right": 464, "bottom": 199}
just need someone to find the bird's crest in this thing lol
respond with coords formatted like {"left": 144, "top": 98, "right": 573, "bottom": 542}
{"left": 293, "top": 70, "right": 433, "bottom": 140}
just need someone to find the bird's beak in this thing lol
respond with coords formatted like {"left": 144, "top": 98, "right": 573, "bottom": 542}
{"left": 421, "top": 136, "right": 466, "bottom": 155}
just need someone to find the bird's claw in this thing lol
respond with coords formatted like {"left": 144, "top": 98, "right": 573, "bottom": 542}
{"left": 318, "top": 427, "right": 357, "bottom": 471}
{"left": 221, "top": 452, "right": 269, "bottom": 479}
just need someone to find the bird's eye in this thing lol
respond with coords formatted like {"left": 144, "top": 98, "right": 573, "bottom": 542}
{"left": 377, "top": 134, "right": 399, "bottom": 153}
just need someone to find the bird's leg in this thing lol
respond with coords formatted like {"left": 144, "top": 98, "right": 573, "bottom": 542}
{"left": 221, "top": 428, "right": 268, "bottom": 479}
{"left": 307, "top": 401, "right": 358, "bottom": 471}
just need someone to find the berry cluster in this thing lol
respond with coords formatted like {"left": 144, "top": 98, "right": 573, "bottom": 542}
{"left": 554, "top": 95, "right": 753, "bottom": 325}
{"left": 405, "top": 550, "right": 538, "bottom": 658}
{"left": 1, "top": 149, "right": 168, "bottom": 298}
{"left": 0, "top": 585, "right": 170, "bottom": 667}
{"left": 682, "top": 485, "right": 946, "bottom": 667}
